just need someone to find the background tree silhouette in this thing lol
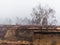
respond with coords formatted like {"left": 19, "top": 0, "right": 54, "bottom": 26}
{"left": 31, "top": 4, "right": 57, "bottom": 26}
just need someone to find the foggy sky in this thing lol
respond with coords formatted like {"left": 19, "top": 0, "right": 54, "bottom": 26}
{"left": 0, "top": 0, "right": 60, "bottom": 25}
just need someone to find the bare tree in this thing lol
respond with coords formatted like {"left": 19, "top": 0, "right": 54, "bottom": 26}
{"left": 15, "top": 17, "right": 31, "bottom": 25}
{"left": 4, "top": 18, "right": 12, "bottom": 25}
{"left": 21, "top": 17, "right": 32, "bottom": 25}
{"left": 7, "top": 18, "right": 12, "bottom": 25}
{"left": 31, "top": 4, "right": 57, "bottom": 26}
{"left": 15, "top": 17, "right": 21, "bottom": 25}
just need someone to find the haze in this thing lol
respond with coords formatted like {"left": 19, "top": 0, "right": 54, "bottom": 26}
{"left": 0, "top": 0, "right": 60, "bottom": 25}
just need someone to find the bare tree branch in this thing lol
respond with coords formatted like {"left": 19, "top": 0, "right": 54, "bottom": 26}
{"left": 31, "top": 4, "right": 57, "bottom": 26}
